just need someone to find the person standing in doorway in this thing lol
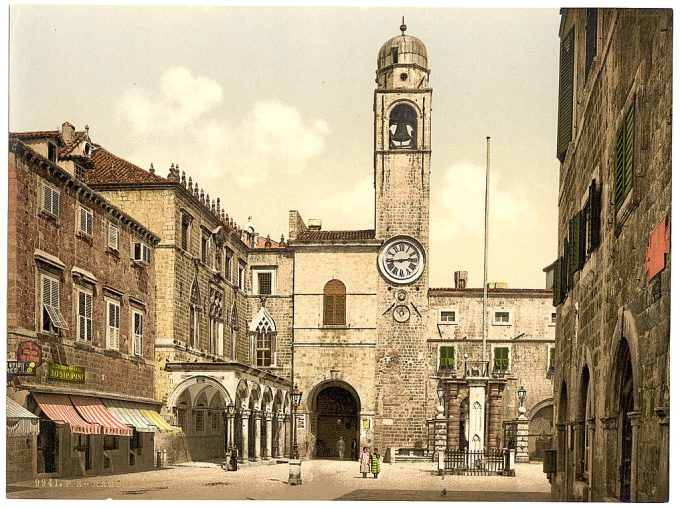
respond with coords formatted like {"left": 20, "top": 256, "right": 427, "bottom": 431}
{"left": 351, "top": 438, "right": 357, "bottom": 460}
{"left": 371, "top": 447, "right": 381, "bottom": 478}
{"left": 359, "top": 447, "right": 371, "bottom": 478}
{"left": 337, "top": 436, "right": 345, "bottom": 460}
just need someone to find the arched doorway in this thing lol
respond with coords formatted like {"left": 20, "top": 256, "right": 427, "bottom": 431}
{"left": 615, "top": 340, "right": 634, "bottom": 502}
{"left": 312, "top": 384, "right": 359, "bottom": 460}
{"left": 529, "top": 402, "right": 553, "bottom": 460}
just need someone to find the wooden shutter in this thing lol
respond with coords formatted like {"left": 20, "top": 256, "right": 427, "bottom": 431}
{"left": 624, "top": 104, "right": 635, "bottom": 199}
{"left": 578, "top": 209, "right": 587, "bottom": 268}
{"left": 108, "top": 224, "right": 119, "bottom": 250}
{"left": 323, "top": 280, "right": 346, "bottom": 325}
{"left": 562, "top": 240, "right": 570, "bottom": 292}
{"left": 552, "top": 258, "right": 562, "bottom": 306}
{"left": 557, "top": 27, "right": 575, "bottom": 161}
{"left": 615, "top": 103, "right": 635, "bottom": 210}
{"left": 588, "top": 180, "right": 601, "bottom": 251}
{"left": 569, "top": 215, "right": 580, "bottom": 274}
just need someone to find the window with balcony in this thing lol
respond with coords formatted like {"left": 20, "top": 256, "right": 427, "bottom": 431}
{"left": 438, "top": 345, "right": 455, "bottom": 374}
{"left": 493, "top": 346, "right": 510, "bottom": 374}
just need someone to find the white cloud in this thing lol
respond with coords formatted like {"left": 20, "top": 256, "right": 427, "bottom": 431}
{"left": 115, "top": 69, "right": 330, "bottom": 188}
{"left": 308, "top": 176, "right": 374, "bottom": 230}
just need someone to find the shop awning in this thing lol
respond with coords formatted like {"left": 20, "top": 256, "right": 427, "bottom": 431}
{"left": 102, "top": 399, "right": 156, "bottom": 433}
{"left": 139, "top": 409, "right": 182, "bottom": 433}
{"left": 7, "top": 397, "right": 40, "bottom": 436}
{"left": 34, "top": 393, "right": 100, "bottom": 435}
{"left": 70, "top": 395, "right": 132, "bottom": 437}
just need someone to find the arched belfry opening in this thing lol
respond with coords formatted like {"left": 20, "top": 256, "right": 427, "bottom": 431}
{"left": 309, "top": 382, "right": 360, "bottom": 460}
{"left": 389, "top": 104, "right": 418, "bottom": 149}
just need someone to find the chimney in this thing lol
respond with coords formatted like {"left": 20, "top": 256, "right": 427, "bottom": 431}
{"left": 454, "top": 270, "right": 468, "bottom": 290}
{"left": 308, "top": 219, "right": 322, "bottom": 231}
{"left": 61, "top": 121, "right": 75, "bottom": 144}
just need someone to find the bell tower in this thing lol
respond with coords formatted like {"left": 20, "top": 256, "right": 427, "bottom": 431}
{"left": 373, "top": 21, "right": 432, "bottom": 451}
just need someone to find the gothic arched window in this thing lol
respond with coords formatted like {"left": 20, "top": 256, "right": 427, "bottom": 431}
{"left": 323, "top": 279, "right": 346, "bottom": 325}
{"left": 189, "top": 279, "right": 201, "bottom": 348}
{"left": 389, "top": 104, "right": 417, "bottom": 149}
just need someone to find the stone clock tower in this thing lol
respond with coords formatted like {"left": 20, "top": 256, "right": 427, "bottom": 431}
{"left": 373, "top": 22, "right": 432, "bottom": 451}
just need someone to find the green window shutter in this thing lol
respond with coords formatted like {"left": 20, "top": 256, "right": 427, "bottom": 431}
{"left": 494, "top": 347, "right": 509, "bottom": 368}
{"left": 615, "top": 103, "right": 635, "bottom": 210}
{"left": 549, "top": 348, "right": 556, "bottom": 371}
{"left": 557, "top": 28, "right": 575, "bottom": 161}
{"left": 578, "top": 209, "right": 587, "bottom": 268}
{"left": 563, "top": 239, "right": 570, "bottom": 292}
{"left": 553, "top": 258, "right": 562, "bottom": 306}
{"left": 569, "top": 215, "right": 580, "bottom": 274}
{"left": 588, "top": 179, "right": 601, "bottom": 252}
{"left": 439, "top": 346, "right": 455, "bottom": 368}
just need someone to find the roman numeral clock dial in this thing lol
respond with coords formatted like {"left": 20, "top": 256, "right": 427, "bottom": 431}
{"left": 378, "top": 237, "right": 425, "bottom": 285}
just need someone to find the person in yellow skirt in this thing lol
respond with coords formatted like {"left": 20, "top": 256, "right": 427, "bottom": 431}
{"left": 370, "top": 447, "right": 381, "bottom": 478}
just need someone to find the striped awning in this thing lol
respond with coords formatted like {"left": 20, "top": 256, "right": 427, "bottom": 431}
{"left": 102, "top": 399, "right": 155, "bottom": 433}
{"left": 7, "top": 397, "right": 40, "bottom": 436}
{"left": 70, "top": 395, "right": 132, "bottom": 437}
{"left": 139, "top": 409, "right": 181, "bottom": 433}
{"left": 34, "top": 393, "right": 100, "bottom": 435}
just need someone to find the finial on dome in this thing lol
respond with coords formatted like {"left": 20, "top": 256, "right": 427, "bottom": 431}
{"left": 400, "top": 16, "right": 407, "bottom": 35}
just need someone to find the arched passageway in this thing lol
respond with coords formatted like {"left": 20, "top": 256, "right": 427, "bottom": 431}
{"left": 312, "top": 384, "right": 360, "bottom": 460}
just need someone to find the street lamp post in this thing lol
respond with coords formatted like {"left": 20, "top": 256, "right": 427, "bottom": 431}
{"left": 433, "top": 384, "right": 447, "bottom": 472}
{"left": 288, "top": 384, "right": 303, "bottom": 485}
{"left": 225, "top": 402, "right": 236, "bottom": 470}
{"left": 516, "top": 385, "right": 529, "bottom": 463}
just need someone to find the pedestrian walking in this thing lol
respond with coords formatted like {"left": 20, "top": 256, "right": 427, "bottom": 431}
{"left": 337, "top": 436, "right": 345, "bottom": 460}
{"left": 370, "top": 447, "right": 381, "bottom": 478}
{"left": 359, "top": 447, "right": 371, "bottom": 478}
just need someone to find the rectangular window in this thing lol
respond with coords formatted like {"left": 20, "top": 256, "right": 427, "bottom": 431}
{"left": 438, "top": 310, "right": 457, "bottom": 324}
{"left": 77, "top": 289, "right": 93, "bottom": 342}
{"left": 493, "top": 347, "right": 510, "bottom": 372}
{"left": 107, "top": 223, "right": 119, "bottom": 251}
{"left": 614, "top": 103, "right": 635, "bottom": 210}
{"left": 493, "top": 311, "right": 511, "bottom": 325}
{"left": 556, "top": 27, "right": 575, "bottom": 161}
{"left": 587, "top": 179, "right": 601, "bottom": 252}
{"left": 78, "top": 206, "right": 93, "bottom": 237}
{"left": 257, "top": 272, "right": 272, "bottom": 295}
{"left": 106, "top": 300, "right": 120, "bottom": 350}
{"left": 201, "top": 235, "right": 209, "bottom": 265}
{"left": 103, "top": 436, "right": 119, "bottom": 451}
{"left": 550, "top": 312, "right": 557, "bottom": 326}
{"left": 42, "top": 184, "right": 60, "bottom": 217}
{"left": 438, "top": 346, "right": 455, "bottom": 372}
{"left": 181, "top": 214, "right": 191, "bottom": 252}
{"left": 256, "top": 333, "right": 272, "bottom": 367}
{"left": 224, "top": 250, "right": 233, "bottom": 282}
{"left": 215, "top": 247, "right": 222, "bottom": 273}
{"left": 238, "top": 263, "right": 245, "bottom": 291}
{"left": 132, "top": 310, "right": 143, "bottom": 357}
{"left": 41, "top": 274, "right": 67, "bottom": 332}
{"left": 548, "top": 347, "right": 556, "bottom": 373}
{"left": 75, "top": 164, "right": 86, "bottom": 181}
{"left": 132, "top": 241, "right": 151, "bottom": 264}
{"left": 47, "top": 142, "right": 57, "bottom": 163}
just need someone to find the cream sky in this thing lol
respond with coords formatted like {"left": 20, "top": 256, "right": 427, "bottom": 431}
{"left": 9, "top": 5, "right": 561, "bottom": 289}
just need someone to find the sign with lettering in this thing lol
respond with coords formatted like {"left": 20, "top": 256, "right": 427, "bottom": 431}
{"left": 48, "top": 363, "right": 85, "bottom": 383}
{"left": 362, "top": 418, "right": 371, "bottom": 430}
{"left": 7, "top": 360, "right": 37, "bottom": 376}
{"left": 295, "top": 414, "right": 306, "bottom": 430}
{"left": 17, "top": 341, "right": 43, "bottom": 367}
{"left": 645, "top": 215, "right": 671, "bottom": 282}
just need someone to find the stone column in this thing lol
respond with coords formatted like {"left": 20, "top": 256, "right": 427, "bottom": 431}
{"left": 275, "top": 412, "right": 285, "bottom": 458}
{"left": 263, "top": 411, "right": 273, "bottom": 460}
{"left": 445, "top": 382, "right": 461, "bottom": 450}
{"left": 239, "top": 408, "right": 250, "bottom": 463}
{"left": 655, "top": 407, "right": 669, "bottom": 502}
{"left": 487, "top": 381, "right": 506, "bottom": 450}
{"left": 599, "top": 416, "right": 618, "bottom": 499}
{"left": 468, "top": 382, "right": 486, "bottom": 452}
{"left": 515, "top": 402, "right": 530, "bottom": 463}
{"left": 284, "top": 416, "right": 291, "bottom": 457}
{"left": 628, "top": 411, "right": 642, "bottom": 502}
{"left": 253, "top": 409, "right": 262, "bottom": 460}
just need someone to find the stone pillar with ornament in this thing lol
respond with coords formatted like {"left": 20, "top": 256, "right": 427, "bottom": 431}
{"left": 263, "top": 411, "right": 273, "bottom": 460}
{"left": 487, "top": 380, "right": 506, "bottom": 450}
{"left": 515, "top": 386, "right": 530, "bottom": 463}
{"left": 253, "top": 409, "right": 262, "bottom": 460}
{"left": 434, "top": 385, "right": 447, "bottom": 462}
{"left": 468, "top": 381, "right": 487, "bottom": 453}
{"left": 275, "top": 412, "right": 285, "bottom": 458}
{"left": 240, "top": 407, "right": 250, "bottom": 463}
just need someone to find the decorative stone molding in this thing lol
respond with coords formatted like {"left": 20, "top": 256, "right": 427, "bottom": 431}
{"left": 655, "top": 406, "right": 669, "bottom": 426}
{"left": 599, "top": 415, "right": 618, "bottom": 430}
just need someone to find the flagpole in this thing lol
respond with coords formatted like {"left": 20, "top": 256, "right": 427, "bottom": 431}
{"left": 483, "top": 137, "right": 490, "bottom": 365}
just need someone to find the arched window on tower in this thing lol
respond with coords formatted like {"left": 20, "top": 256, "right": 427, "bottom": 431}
{"left": 389, "top": 104, "right": 417, "bottom": 149}
{"left": 323, "top": 279, "right": 346, "bottom": 325}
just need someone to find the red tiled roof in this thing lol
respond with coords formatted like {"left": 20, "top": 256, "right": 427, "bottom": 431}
{"left": 296, "top": 229, "right": 375, "bottom": 242}
{"left": 59, "top": 131, "right": 88, "bottom": 158}
{"left": 10, "top": 129, "right": 88, "bottom": 157}
{"left": 87, "top": 147, "right": 167, "bottom": 185}
{"left": 255, "top": 236, "right": 282, "bottom": 249}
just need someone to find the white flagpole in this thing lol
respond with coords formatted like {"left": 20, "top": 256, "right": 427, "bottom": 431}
{"left": 483, "top": 137, "right": 490, "bottom": 365}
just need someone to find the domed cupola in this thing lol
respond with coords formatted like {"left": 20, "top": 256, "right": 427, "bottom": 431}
{"left": 376, "top": 19, "right": 430, "bottom": 90}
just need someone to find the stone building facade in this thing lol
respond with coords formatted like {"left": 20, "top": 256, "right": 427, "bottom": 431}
{"left": 7, "top": 126, "right": 160, "bottom": 479}
{"left": 551, "top": 8, "right": 671, "bottom": 502}
{"left": 86, "top": 150, "right": 293, "bottom": 464}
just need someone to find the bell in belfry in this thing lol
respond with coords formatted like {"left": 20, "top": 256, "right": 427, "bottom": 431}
{"left": 392, "top": 119, "right": 412, "bottom": 144}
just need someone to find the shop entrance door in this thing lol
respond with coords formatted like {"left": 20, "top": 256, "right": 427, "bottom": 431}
{"left": 37, "top": 420, "right": 58, "bottom": 474}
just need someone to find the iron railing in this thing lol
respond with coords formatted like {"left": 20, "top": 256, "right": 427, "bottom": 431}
{"left": 443, "top": 449, "right": 507, "bottom": 476}
{"left": 464, "top": 360, "right": 489, "bottom": 378}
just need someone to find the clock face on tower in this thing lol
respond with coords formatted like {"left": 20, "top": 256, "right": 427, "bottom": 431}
{"left": 378, "top": 237, "right": 425, "bottom": 284}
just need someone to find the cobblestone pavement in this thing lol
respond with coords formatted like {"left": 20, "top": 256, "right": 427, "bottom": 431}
{"left": 6, "top": 459, "right": 551, "bottom": 501}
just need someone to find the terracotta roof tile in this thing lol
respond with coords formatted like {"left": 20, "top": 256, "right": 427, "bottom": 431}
{"left": 296, "top": 229, "right": 375, "bottom": 242}
{"left": 255, "top": 236, "right": 282, "bottom": 249}
{"left": 87, "top": 148, "right": 167, "bottom": 185}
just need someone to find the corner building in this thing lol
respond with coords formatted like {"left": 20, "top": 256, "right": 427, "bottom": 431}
{"left": 550, "top": 9, "right": 671, "bottom": 502}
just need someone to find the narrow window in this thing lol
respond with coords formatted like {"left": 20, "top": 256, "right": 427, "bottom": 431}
{"left": 107, "top": 223, "right": 119, "bottom": 251}
{"left": 189, "top": 281, "right": 201, "bottom": 348}
{"left": 548, "top": 347, "right": 556, "bottom": 372}
{"left": 132, "top": 241, "right": 151, "bottom": 264}
{"left": 41, "top": 275, "right": 67, "bottom": 332}
{"left": 493, "top": 311, "right": 511, "bottom": 325}
{"left": 323, "top": 279, "right": 346, "bottom": 325}
{"left": 209, "top": 289, "right": 223, "bottom": 356}
{"left": 215, "top": 247, "right": 222, "bottom": 273}
{"left": 585, "top": 9, "right": 598, "bottom": 79}
{"left": 181, "top": 214, "right": 191, "bottom": 252}
{"left": 201, "top": 234, "right": 209, "bottom": 265}
{"left": 391, "top": 47, "right": 398, "bottom": 64}
{"left": 587, "top": 179, "right": 601, "bottom": 252}
{"left": 47, "top": 142, "right": 57, "bottom": 163}
{"left": 132, "top": 310, "right": 143, "bottom": 357}
{"left": 78, "top": 206, "right": 93, "bottom": 237}
{"left": 550, "top": 312, "right": 557, "bottom": 326}
{"left": 106, "top": 300, "right": 120, "bottom": 350}
{"left": 614, "top": 103, "right": 635, "bottom": 210}
{"left": 256, "top": 332, "right": 272, "bottom": 367}
{"left": 556, "top": 27, "right": 575, "bottom": 161}
{"left": 238, "top": 263, "right": 245, "bottom": 291}
{"left": 77, "top": 289, "right": 93, "bottom": 342}
{"left": 42, "top": 184, "right": 60, "bottom": 217}
{"left": 258, "top": 272, "right": 272, "bottom": 295}
{"left": 439, "top": 346, "right": 455, "bottom": 372}
{"left": 493, "top": 347, "right": 510, "bottom": 373}
{"left": 195, "top": 409, "right": 205, "bottom": 433}
{"left": 224, "top": 250, "right": 233, "bottom": 282}
{"left": 439, "top": 310, "right": 457, "bottom": 323}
